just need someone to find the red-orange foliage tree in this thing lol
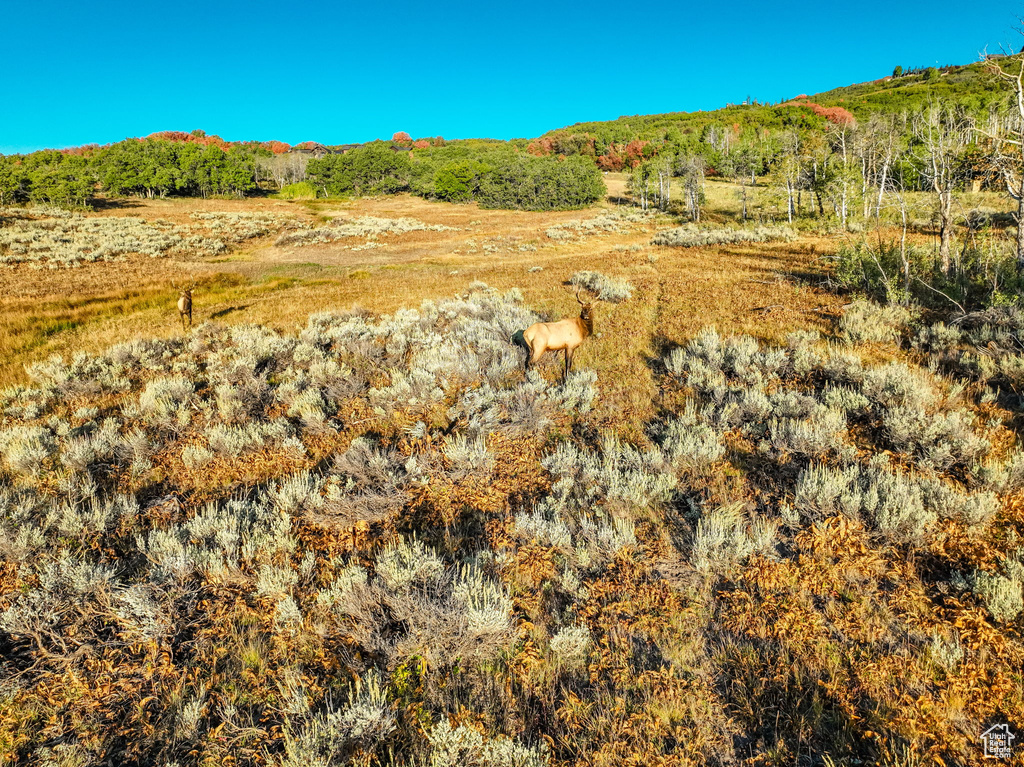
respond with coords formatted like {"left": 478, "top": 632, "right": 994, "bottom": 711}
{"left": 596, "top": 152, "right": 622, "bottom": 171}
{"left": 527, "top": 137, "right": 554, "bottom": 156}
{"left": 60, "top": 144, "right": 100, "bottom": 156}
{"left": 146, "top": 130, "right": 231, "bottom": 150}
{"left": 623, "top": 140, "right": 654, "bottom": 168}
{"left": 776, "top": 101, "right": 857, "bottom": 126}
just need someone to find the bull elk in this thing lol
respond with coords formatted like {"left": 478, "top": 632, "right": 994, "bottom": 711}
{"left": 513, "top": 289, "right": 594, "bottom": 379}
{"left": 176, "top": 285, "right": 194, "bottom": 330}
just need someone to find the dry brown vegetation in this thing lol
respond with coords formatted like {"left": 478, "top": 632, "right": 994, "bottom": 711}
{"left": 0, "top": 180, "right": 843, "bottom": 420}
{"left": 1, "top": 181, "right": 1022, "bottom": 767}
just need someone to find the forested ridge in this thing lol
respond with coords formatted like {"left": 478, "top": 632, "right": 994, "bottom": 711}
{"left": 0, "top": 55, "right": 1017, "bottom": 213}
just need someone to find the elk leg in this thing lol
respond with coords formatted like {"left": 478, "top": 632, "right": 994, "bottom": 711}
{"left": 528, "top": 348, "right": 543, "bottom": 372}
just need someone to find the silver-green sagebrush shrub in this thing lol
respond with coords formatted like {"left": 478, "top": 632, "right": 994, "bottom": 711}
{"left": 45, "top": 494, "right": 139, "bottom": 538}
{"left": 143, "top": 498, "right": 294, "bottom": 583}
{"left": 652, "top": 224, "right": 796, "bottom": 248}
{"left": 314, "top": 541, "right": 516, "bottom": 667}
{"left": 540, "top": 435, "right": 678, "bottom": 517}
{"left": 26, "top": 351, "right": 132, "bottom": 399}
{"left": 256, "top": 564, "right": 300, "bottom": 599}
{"left": 279, "top": 671, "right": 397, "bottom": 767}
{"left": 821, "top": 386, "right": 871, "bottom": 414}
{"left": 205, "top": 420, "right": 293, "bottom": 458}
{"left": 692, "top": 503, "right": 778, "bottom": 575}
{"left": 271, "top": 471, "right": 325, "bottom": 516}
{"left": 881, "top": 405, "right": 990, "bottom": 470}
{"left": 785, "top": 331, "right": 824, "bottom": 376}
{"left": 912, "top": 321, "right": 963, "bottom": 356}
{"left": 549, "top": 624, "right": 592, "bottom": 670}
{"left": 182, "top": 444, "right": 214, "bottom": 470}
{"left": 658, "top": 327, "right": 1019, "bottom": 547}
{"left": 442, "top": 434, "right": 494, "bottom": 480}
{"left": 286, "top": 388, "right": 329, "bottom": 428}
{"left": 514, "top": 509, "right": 573, "bottom": 550}
{"left": 839, "top": 300, "right": 915, "bottom": 345}
{"left": 569, "top": 270, "right": 633, "bottom": 303}
{"left": 546, "top": 210, "right": 644, "bottom": 241}
{"left": 656, "top": 406, "right": 725, "bottom": 471}
{"left": 275, "top": 215, "right": 454, "bottom": 248}
{"left": 793, "top": 459, "right": 938, "bottom": 543}
{"left": 453, "top": 560, "right": 514, "bottom": 638}
{"left": 114, "top": 583, "right": 174, "bottom": 642}
{"left": 0, "top": 209, "right": 273, "bottom": 269}
{"left": 274, "top": 596, "right": 304, "bottom": 630}
{"left": 59, "top": 417, "right": 121, "bottom": 472}
{"left": 575, "top": 515, "right": 638, "bottom": 566}
{"left": 427, "top": 719, "right": 549, "bottom": 767}
{"left": 0, "top": 424, "right": 55, "bottom": 476}
{"left": 375, "top": 537, "right": 445, "bottom": 592}
{"left": 137, "top": 376, "right": 194, "bottom": 428}
{"left": 0, "top": 556, "right": 118, "bottom": 657}
{"left": 316, "top": 564, "right": 372, "bottom": 619}
{"left": 859, "top": 363, "right": 935, "bottom": 410}
{"left": 929, "top": 630, "right": 964, "bottom": 671}
{"left": 973, "top": 568, "right": 1024, "bottom": 623}
{"left": 322, "top": 440, "right": 416, "bottom": 526}
{"left": 767, "top": 406, "right": 847, "bottom": 458}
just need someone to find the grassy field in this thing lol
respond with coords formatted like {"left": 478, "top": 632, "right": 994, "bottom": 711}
{"left": 1, "top": 180, "right": 1021, "bottom": 767}
{"left": 0, "top": 178, "right": 848, "bottom": 428}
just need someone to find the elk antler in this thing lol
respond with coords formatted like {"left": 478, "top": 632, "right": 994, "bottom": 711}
{"left": 576, "top": 288, "right": 584, "bottom": 305}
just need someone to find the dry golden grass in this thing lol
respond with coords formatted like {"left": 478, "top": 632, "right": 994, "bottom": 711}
{"left": 0, "top": 186, "right": 846, "bottom": 419}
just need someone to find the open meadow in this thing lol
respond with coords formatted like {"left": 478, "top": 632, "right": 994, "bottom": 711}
{"left": 0, "top": 177, "right": 849, "bottom": 429}
{"left": 1, "top": 177, "right": 1022, "bottom": 766}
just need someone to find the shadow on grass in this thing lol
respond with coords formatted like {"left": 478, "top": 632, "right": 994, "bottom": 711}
{"left": 210, "top": 304, "right": 250, "bottom": 319}
{"left": 89, "top": 197, "right": 145, "bottom": 211}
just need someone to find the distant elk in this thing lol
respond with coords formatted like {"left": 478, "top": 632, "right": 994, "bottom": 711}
{"left": 175, "top": 284, "right": 194, "bottom": 330}
{"left": 513, "top": 289, "right": 594, "bottom": 379}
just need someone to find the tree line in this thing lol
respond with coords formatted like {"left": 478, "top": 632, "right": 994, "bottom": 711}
{"left": 305, "top": 144, "right": 605, "bottom": 211}
{"left": 0, "top": 139, "right": 261, "bottom": 208}
{"left": 0, "top": 138, "right": 606, "bottom": 212}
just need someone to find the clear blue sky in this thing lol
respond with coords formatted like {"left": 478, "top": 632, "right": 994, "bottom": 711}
{"left": 1, "top": 0, "right": 1018, "bottom": 154}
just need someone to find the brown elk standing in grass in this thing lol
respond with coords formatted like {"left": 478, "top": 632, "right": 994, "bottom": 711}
{"left": 176, "top": 286, "right": 193, "bottom": 331}
{"left": 513, "top": 289, "right": 594, "bottom": 379}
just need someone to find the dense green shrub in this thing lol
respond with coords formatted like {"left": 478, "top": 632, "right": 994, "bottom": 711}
{"left": 432, "top": 159, "right": 489, "bottom": 202}
{"left": 475, "top": 154, "right": 605, "bottom": 211}
{"left": 307, "top": 144, "right": 412, "bottom": 197}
